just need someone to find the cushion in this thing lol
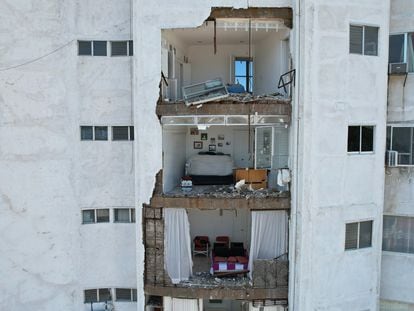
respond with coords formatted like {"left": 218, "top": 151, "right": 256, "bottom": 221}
{"left": 214, "top": 256, "right": 227, "bottom": 263}
{"left": 227, "top": 256, "right": 237, "bottom": 263}
{"left": 236, "top": 256, "right": 248, "bottom": 264}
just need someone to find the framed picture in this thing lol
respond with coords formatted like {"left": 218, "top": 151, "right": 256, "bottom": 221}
{"left": 209, "top": 144, "right": 216, "bottom": 152}
{"left": 218, "top": 134, "right": 225, "bottom": 140}
{"left": 201, "top": 133, "right": 208, "bottom": 140}
{"left": 193, "top": 141, "right": 203, "bottom": 149}
{"left": 190, "top": 127, "right": 199, "bottom": 135}
{"left": 218, "top": 142, "right": 223, "bottom": 147}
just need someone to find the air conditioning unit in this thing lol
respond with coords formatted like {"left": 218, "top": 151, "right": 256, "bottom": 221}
{"left": 389, "top": 63, "right": 408, "bottom": 75}
{"left": 386, "top": 150, "right": 398, "bottom": 167}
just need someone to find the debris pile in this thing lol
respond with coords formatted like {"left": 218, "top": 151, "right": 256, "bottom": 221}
{"left": 179, "top": 272, "right": 251, "bottom": 289}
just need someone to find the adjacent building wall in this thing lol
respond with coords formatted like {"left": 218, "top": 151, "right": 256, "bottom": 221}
{"left": 381, "top": 0, "right": 414, "bottom": 309}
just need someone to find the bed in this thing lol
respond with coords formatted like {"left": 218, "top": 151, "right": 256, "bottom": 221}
{"left": 186, "top": 152, "right": 234, "bottom": 185}
{"left": 210, "top": 243, "right": 249, "bottom": 276}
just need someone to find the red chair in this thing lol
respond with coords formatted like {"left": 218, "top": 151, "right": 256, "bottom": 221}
{"left": 193, "top": 236, "right": 210, "bottom": 257}
{"left": 215, "top": 236, "right": 230, "bottom": 248}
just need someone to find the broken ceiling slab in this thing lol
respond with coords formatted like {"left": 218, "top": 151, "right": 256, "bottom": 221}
{"left": 207, "top": 7, "right": 293, "bottom": 29}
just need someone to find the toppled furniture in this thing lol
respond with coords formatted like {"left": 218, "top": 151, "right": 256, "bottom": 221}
{"left": 182, "top": 78, "right": 229, "bottom": 106}
{"left": 193, "top": 236, "right": 210, "bottom": 257}
{"left": 234, "top": 168, "right": 268, "bottom": 190}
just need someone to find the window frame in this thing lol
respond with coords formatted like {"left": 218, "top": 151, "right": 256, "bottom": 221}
{"left": 80, "top": 126, "right": 109, "bottom": 141}
{"left": 115, "top": 288, "right": 137, "bottom": 302}
{"left": 234, "top": 57, "right": 253, "bottom": 93}
{"left": 110, "top": 41, "right": 133, "bottom": 57}
{"left": 82, "top": 208, "right": 110, "bottom": 224}
{"left": 387, "top": 124, "right": 414, "bottom": 166}
{"left": 347, "top": 125, "right": 375, "bottom": 154}
{"left": 345, "top": 220, "right": 373, "bottom": 251}
{"left": 383, "top": 214, "right": 414, "bottom": 254}
{"left": 84, "top": 288, "right": 112, "bottom": 303}
{"left": 114, "top": 208, "right": 136, "bottom": 223}
{"left": 389, "top": 32, "right": 414, "bottom": 73}
{"left": 349, "top": 24, "right": 379, "bottom": 56}
{"left": 112, "top": 126, "right": 134, "bottom": 141}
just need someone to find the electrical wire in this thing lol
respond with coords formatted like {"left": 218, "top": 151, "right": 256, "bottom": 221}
{"left": 0, "top": 39, "right": 75, "bottom": 72}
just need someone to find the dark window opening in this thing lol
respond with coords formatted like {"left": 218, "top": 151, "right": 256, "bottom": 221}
{"left": 93, "top": 41, "right": 107, "bottom": 56}
{"left": 81, "top": 126, "right": 93, "bottom": 140}
{"left": 112, "top": 126, "right": 129, "bottom": 140}
{"left": 78, "top": 41, "right": 92, "bottom": 56}
{"left": 94, "top": 126, "right": 108, "bottom": 141}
{"left": 111, "top": 41, "right": 128, "bottom": 56}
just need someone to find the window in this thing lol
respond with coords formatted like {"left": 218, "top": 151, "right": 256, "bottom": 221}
{"left": 114, "top": 208, "right": 135, "bottom": 223}
{"left": 115, "top": 288, "right": 137, "bottom": 302}
{"left": 350, "top": 25, "right": 379, "bottom": 56}
{"left": 112, "top": 126, "right": 134, "bottom": 141}
{"left": 78, "top": 41, "right": 107, "bottom": 56}
{"left": 345, "top": 220, "right": 373, "bottom": 250}
{"left": 82, "top": 209, "right": 110, "bottom": 224}
{"left": 383, "top": 215, "right": 414, "bottom": 254}
{"left": 389, "top": 33, "right": 414, "bottom": 72}
{"left": 234, "top": 57, "right": 253, "bottom": 92}
{"left": 129, "top": 40, "right": 133, "bottom": 56}
{"left": 81, "top": 126, "right": 93, "bottom": 140}
{"left": 111, "top": 41, "right": 133, "bottom": 56}
{"left": 94, "top": 126, "right": 108, "bottom": 141}
{"left": 386, "top": 125, "right": 414, "bottom": 165}
{"left": 84, "top": 288, "right": 112, "bottom": 303}
{"left": 347, "top": 125, "right": 374, "bottom": 153}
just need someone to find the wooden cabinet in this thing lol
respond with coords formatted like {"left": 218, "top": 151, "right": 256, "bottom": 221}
{"left": 234, "top": 168, "right": 268, "bottom": 190}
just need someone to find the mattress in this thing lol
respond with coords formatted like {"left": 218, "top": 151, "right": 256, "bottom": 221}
{"left": 187, "top": 154, "right": 233, "bottom": 176}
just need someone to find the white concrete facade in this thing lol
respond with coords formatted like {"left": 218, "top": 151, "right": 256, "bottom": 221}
{"left": 0, "top": 0, "right": 410, "bottom": 310}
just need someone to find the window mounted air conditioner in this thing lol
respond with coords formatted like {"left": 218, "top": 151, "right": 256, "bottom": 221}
{"left": 386, "top": 150, "right": 398, "bottom": 167}
{"left": 389, "top": 63, "right": 408, "bottom": 75}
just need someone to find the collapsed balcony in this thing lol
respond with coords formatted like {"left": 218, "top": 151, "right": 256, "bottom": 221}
{"left": 144, "top": 206, "right": 289, "bottom": 302}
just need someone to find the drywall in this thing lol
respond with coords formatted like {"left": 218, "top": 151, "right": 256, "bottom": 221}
{"left": 254, "top": 30, "right": 290, "bottom": 95}
{"left": 187, "top": 208, "right": 251, "bottom": 249}
{"left": 163, "top": 127, "right": 187, "bottom": 192}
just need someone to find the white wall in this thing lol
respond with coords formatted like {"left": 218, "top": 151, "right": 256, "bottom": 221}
{"left": 187, "top": 208, "right": 251, "bottom": 249}
{"left": 163, "top": 127, "right": 187, "bottom": 192}
{"left": 254, "top": 30, "right": 290, "bottom": 95}
{"left": 291, "top": 0, "right": 389, "bottom": 310}
{"left": 0, "top": 0, "right": 136, "bottom": 310}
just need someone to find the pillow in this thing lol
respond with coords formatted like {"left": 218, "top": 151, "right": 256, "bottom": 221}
{"left": 214, "top": 256, "right": 227, "bottom": 262}
{"left": 236, "top": 256, "right": 248, "bottom": 264}
{"left": 227, "top": 256, "right": 237, "bottom": 263}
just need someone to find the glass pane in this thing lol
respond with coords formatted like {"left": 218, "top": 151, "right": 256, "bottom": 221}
{"left": 359, "top": 221, "right": 373, "bottom": 248}
{"left": 98, "top": 288, "right": 112, "bottom": 302}
{"left": 345, "top": 222, "right": 358, "bottom": 250}
{"left": 256, "top": 127, "right": 272, "bottom": 169}
{"left": 116, "top": 288, "right": 131, "bottom": 301}
{"left": 78, "top": 41, "right": 92, "bottom": 56}
{"left": 112, "top": 126, "right": 129, "bottom": 140}
{"left": 114, "top": 209, "right": 130, "bottom": 222}
{"left": 96, "top": 209, "right": 110, "bottom": 223}
{"left": 361, "top": 126, "right": 374, "bottom": 152}
{"left": 392, "top": 127, "right": 411, "bottom": 154}
{"left": 364, "top": 26, "right": 378, "bottom": 56}
{"left": 249, "top": 61, "right": 254, "bottom": 76}
{"left": 132, "top": 289, "right": 137, "bottom": 301}
{"left": 226, "top": 115, "right": 248, "bottom": 125}
{"left": 350, "top": 25, "right": 363, "bottom": 54}
{"left": 131, "top": 209, "right": 136, "bottom": 223}
{"left": 383, "top": 216, "right": 396, "bottom": 251}
{"left": 386, "top": 126, "right": 391, "bottom": 150}
{"left": 235, "top": 60, "right": 247, "bottom": 76}
{"left": 255, "top": 116, "right": 285, "bottom": 125}
{"left": 81, "top": 126, "right": 93, "bottom": 140}
{"left": 235, "top": 77, "right": 247, "bottom": 92}
{"left": 111, "top": 41, "right": 128, "bottom": 56}
{"left": 347, "top": 126, "right": 360, "bottom": 152}
{"left": 408, "top": 33, "right": 414, "bottom": 72}
{"left": 82, "top": 210, "right": 95, "bottom": 224}
{"left": 389, "top": 34, "right": 405, "bottom": 63}
{"left": 129, "top": 126, "right": 134, "bottom": 140}
{"left": 161, "top": 116, "right": 195, "bottom": 125}
{"left": 93, "top": 41, "right": 107, "bottom": 56}
{"left": 129, "top": 40, "right": 134, "bottom": 56}
{"left": 84, "top": 289, "right": 98, "bottom": 303}
{"left": 94, "top": 126, "right": 108, "bottom": 140}
{"left": 197, "top": 116, "right": 225, "bottom": 125}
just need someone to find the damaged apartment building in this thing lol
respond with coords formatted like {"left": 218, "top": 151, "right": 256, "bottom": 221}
{"left": 1, "top": 0, "right": 414, "bottom": 311}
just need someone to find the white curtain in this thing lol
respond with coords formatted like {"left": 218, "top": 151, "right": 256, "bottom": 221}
{"left": 164, "top": 208, "right": 193, "bottom": 284}
{"left": 163, "top": 297, "right": 203, "bottom": 311}
{"left": 248, "top": 210, "right": 288, "bottom": 277}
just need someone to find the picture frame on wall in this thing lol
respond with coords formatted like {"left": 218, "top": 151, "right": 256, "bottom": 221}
{"left": 218, "top": 134, "right": 225, "bottom": 140}
{"left": 218, "top": 142, "right": 223, "bottom": 147}
{"left": 201, "top": 133, "right": 208, "bottom": 140}
{"left": 190, "top": 127, "right": 199, "bottom": 135}
{"left": 194, "top": 141, "right": 203, "bottom": 149}
{"left": 209, "top": 144, "right": 216, "bottom": 152}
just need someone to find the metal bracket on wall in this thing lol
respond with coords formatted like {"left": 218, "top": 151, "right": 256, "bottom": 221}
{"left": 278, "top": 69, "right": 296, "bottom": 95}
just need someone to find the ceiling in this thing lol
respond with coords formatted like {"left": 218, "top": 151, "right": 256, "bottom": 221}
{"left": 165, "top": 19, "right": 289, "bottom": 46}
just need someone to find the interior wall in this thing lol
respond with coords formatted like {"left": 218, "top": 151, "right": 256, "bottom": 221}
{"left": 187, "top": 208, "right": 251, "bottom": 249}
{"left": 163, "top": 126, "right": 187, "bottom": 192}
{"left": 254, "top": 30, "right": 290, "bottom": 95}
{"left": 188, "top": 44, "right": 255, "bottom": 86}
